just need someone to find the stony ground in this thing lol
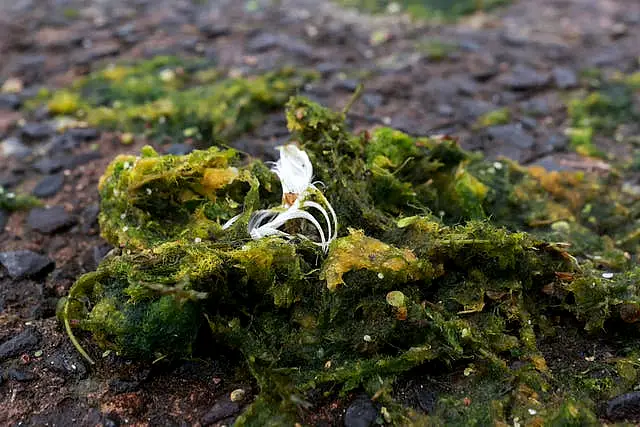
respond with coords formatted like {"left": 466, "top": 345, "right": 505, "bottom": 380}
{"left": 0, "top": 0, "right": 639, "bottom": 425}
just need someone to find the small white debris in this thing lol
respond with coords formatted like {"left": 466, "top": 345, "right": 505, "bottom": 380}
{"left": 377, "top": 272, "right": 384, "bottom": 279}
{"left": 386, "top": 2, "right": 401, "bottom": 13}
{"left": 382, "top": 116, "right": 392, "bottom": 125}
{"left": 122, "top": 226, "right": 129, "bottom": 232}
{"left": 7, "top": 192, "right": 15, "bottom": 198}
{"left": 194, "top": 237, "right": 202, "bottom": 243}
{"left": 363, "top": 335, "right": 372, "bottom": 342}
{"left": 528, "top": 409, "right": 537, "bottom": 415}
{"left": 146, "top": 188, "right": 152, "bottom": 195}
{"left": 230, "top": 388, "right": 246, "bottom": 402}
{"left": 585, "top": 356, "right": 595, "bottom": 362}
{"left": 113, "top": 189, "right": 120, "bottom": 197}
{"left": 120, "top": 213, "right": 126, "bottom": 220}
{"left": 493, "top": 161, "right": 503, "bottom": 170}
{"left": 159, "top": 69, "right": 176, "bottom": 82}
{"left": 123, "top": 161, "right": 131, "bottom": 170}
{"left": 602, "top": 272, "right": 614, "bottom": 279}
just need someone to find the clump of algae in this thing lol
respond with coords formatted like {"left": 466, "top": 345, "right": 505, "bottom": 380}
{"left": 64, "top": 96, "right": 640, "bottom": 425}
{"left": 37, "top": 56, "right": 314, "bottom": 144}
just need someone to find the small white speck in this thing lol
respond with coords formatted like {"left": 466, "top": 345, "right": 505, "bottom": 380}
{"left": 585, "top": 356, "right": 595, "bottom": 362}
{"left": 123, "top": 161, "right": 131, "bottom": 169}
{"left": 527, "top": 320, "right": 531, "bottom": 325}
{"left": 159, "top": 116, "right": 166, "bottom": 124}
{"left": 120, "top": 213, "right": 126, "bottom": 220}
{"left": 363, "top": 335, "right": 372, "bottom": 342}
{"left": 528, "top": 409, "right": 537, "bottom": 415}
{"left": 122, "top": 226, "right": 129, "bottom": 232}
{"left": 493, "top": 161, "right": 503, "bottom": 170}
{"left": 113, "top": 189, "right": 120, "bottom": 196}
{"left": 382, "top": 116, "right": 392, "bottom": 125}
{"left": 194, "top": 237, "right": 202, "bottom": 243}
{"left": 7, "top": 192, "right": 15, "bottom": 198}
{"left": 602, "top": 272, "right": 614, "bottom": 279}
{"left": 146, "top": 188, "right": 152, "bottom": 195}
{"left": 377, "top": 272, "right": 384, "bottom": 279}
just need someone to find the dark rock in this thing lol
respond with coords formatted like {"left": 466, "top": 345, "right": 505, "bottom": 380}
{"left": 199, "top": 24, "right": 231, "bottom": 39}
{"left": 498, "top": 64, "right": 549, "bottom": 91}
{"left": 7, "top": 367, "right": 35, "bottom": 382}
{"left": 32, "top": 173, "right": 64, "bottom": 198}
{"left": 500, "top": 29, "right": 528, "bottom": 46}
{"left": 437, "top": 104, "right": 454, "bottom": 117}
{"left": 0, "top": 250, "right": 53, "bottom": 279}
{"left": 0, "top": 209, "right": 8, "bottom": 231}
{"left": 67, "top": 127, "right": 100, "bottom": 142}
{"left": 479, "top": 124, "right": 535, "bottom": 162}
{"left": 256, "top": 115, "right": 289, "bottom": 139}
{"left": 81, "top": 203, "right": 100, "bottom": 234}
{"left": 102, "top": 415, "right": 121, "bottom": 427}
{"left": 28, "top": 297, "right": 58, "bottom": 320}
{"left": 344, "top": 395, "right": 378, "bottom": 427}
{"left": 552, "top": 67, "right": 578, "bottom": 89}
{"left": 607, "top": 391, "right": 640, "bottom": 421}
{"left": 589, "top": 48, "right": 623, "bottom": 67}
{"left": 33, "top": 156, "right": 66, "bottom": 174}
{"left": 459, "top": 39, "right": 481, "bottom": 52}
{"left": 468, "top": 54, "right": 499, "bottom": 82}
{"left": 362, "top": 93, "right": 383, "bottom": 109}
{"left": 48, "top": 134, "right": 79, "bottom": 153}
{"left": 315, "top": 62, "right": 342, "bottom": 76}
{"left": 202, "top": 400, "right": 240, "bottom": 425}
{"left": 334, "top": 78, "right": 359, "bottom": 92}
{"left": 1, "top": 137, "right": 31, "bottom": 158}
{"left": 530, "top": 155, "right": 572, "bottom": 172}
{"left": 165, "top": 143, "right": 194, "bottom": 156}
{"left": 10, "top": 55, "right": 46, "bottom": 83}
{"left": 93, "top": 244, "right": 113, "bottom": 267}
{"left": 21, "top": 122, "right": 54, "bottom": 140}
{"left": 0, "top": 93, "right": 22, "bottom": 110}
{"left": 0, "top": 329, "right": 40, "bottom": 361}
{"left": 521, "top": 97, "right": 551, "bottom": 117}
{"left": 109, "top": 369, "right": 149, "bottom": 394}
{"left": 247, "top": 32, "right": 314, "bottom": 58}
{"left": 27, "top": 206, "right": 76, "bottom": 234}
{"left": 539, "top": 134, "right": 568, "bottom": 153}
{"left": 458, "top": 99, "right": 496, "bottom": 121}
{"left": 45, "top": 350, "right": 88, "bottom": 378}
{"left": 64, "top": 151, "right": 102, "bottom": 169}
{"left": 520, "top": 117, "right": 538, "bottom": 131}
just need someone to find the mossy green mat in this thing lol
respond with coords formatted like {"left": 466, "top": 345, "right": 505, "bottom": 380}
{"left": 62, "top": 96, "right": 640, "bottom": 425}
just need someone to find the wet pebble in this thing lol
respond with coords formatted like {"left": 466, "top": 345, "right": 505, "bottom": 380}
{"left": 0, "top": 250, "right": 53, "bottom": 280}
{"left": 65, "top": 151, "right": 102, "bottom": 169}
{"left": 479, "top": 124, "right": 535, "bottom": 162}
{"left": 1, "top": 137, "right": 31, "bottom": 159}
{"left": 247, "top": 32, "right": 314, "bottom": 58}
{"left": 362, "top": 92, "right": 383, "bottom": 109}
{"left": 198, "top": 23, "right": 231, "bottom": 39}
{"left": 416, "top": 388, "right": 437, "bottom": 413}
{"left": 33, "top": 156, "right": 66, "bottom": 174}
{"left": 32, "top": 173, "right": 64, "bottom": 198}
{"left": 607, "top": 391, "right": 640, "bottom": 421}
{"left": 0, "top": 93, "right": 22, "bottom": 110}
{"left": 552, "top": 67, "right": 578, "bottom": 89}
{"left": 27, "top": 205, "right": 76, "bottom": 234}
{"left": 21, "top": 122, "right": 54, "bottom": 140}
{"left": 201, "top": 400, "right": 240, "bottom": 425}
{"left": 498, "top": 64, "right": 549, "bottom": 91}
{"left": 165, "top": 143, "right": 194, "bottom": 156}
{"left": 344, "top": 395, "right": 379, "bottom": 427}
{"left": 81, "top": 203, "right": 100, "bottom": 234}
{"left": 7, "top": 367, "right": 35, "bottom": 382}
{"left": 0, "top": 329, "right": 40, "bottom": 361}
{"left": 67, "top": 127, "right": 100, "bottom": 142}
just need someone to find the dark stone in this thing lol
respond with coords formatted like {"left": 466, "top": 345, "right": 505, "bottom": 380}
{"left": 247, "top": 32, "right": 314, "bottom": 58}
{"left": 437, "top": 104, "right": 454, "bottom": 117}
{"left": 552, "top": 67, "right": 578, "bottom": 89}
{"left": 521, "top": 97, "right": 551, "bottom": 117}
{"left": 0, "top": 209, "right": 8, "bottom": 231}
{"left": 11, "top": 55, "right": 46, "bottom": 83}
{"left": 498, "top": 64, "right": 549, "bottom": 91}
{"left": 540, "top": 134, "right": 568, "bottom": 153}
{"left": 362, "top": 93, "right": 383, "bottom": 109}
{"left": 109, "top": 369, "right": 149, "bottom": 394}
{"left": 7, "top": 367, "right": 35, "bottom": 382}
{"left": 199, "top": 24, "right": 231, "bottom": 39}
{"left": 27, "top": 206, "right": 76, "bottom": 234}
{"left": 21, "top": 122, "right": 54, "bottom": 140}
{"left": 67, "top": 127, "right": 100, "bottom": 142}
{"left": 201, "top": 400, "right": 240, "bottom": 425}
{"left": 1, "top": 137, "right": 31, "bottom": 159}
{"left": 165, "top": 143, "right": 194, "bottom": 156}
{"left": 500, "top": 29, "right": 528, "bottom": 46}
{"left": 28, "top": 297, "right": 58, "bottom": 320}
{"left": 102, "top": 415, "right": 121, "bottom": 427}
{"left": 0, "top": 329, "right": 40, "bottom": 361}
{"left": 458, "top": 99, "right": 496, "bottom": 121}
{"left": 0, "top": 93, "right": 22, "bottom": 110}
{"left": 92, "top": 244, "right": 113, "bottom": 267}
{"left": 530, "top": 155, "right": 572, "bottom": 172}
{"left": 81, "top": 203, "right": 100, "bottom": 234}
{"left": 520, "top": 117, "right": 538, "bottom": 131}
{"left": 589, "top": 48, "right": 623, "bottom": 67}
{"left": 32, "top": 173, "right": 64, "bottom": 198}
{"left": 334, "top": 79, "right": 359, "bottom": 92}
{"left": 344, "top": 395, "right": 378, "bottom": 427}
{"left": 48, "top": 134, "right": 78, "bottom": 153}
{"left": 45, "top": 350, "right": 88, "bottom": 378}
{"left": 315, "top": 62, "right": 342, "bottom": 76}
{"left": 0, "top": 250, "right": 53, "bottom": 280}
{"left": 33, "top": 156, "right": 66, "bottom": 174}
{"left": 607, "top": 391, "right": 640, "bottom": 421}
{"left": 479, "top": 124, "right": 535, "bottom": 162}
{"left": 64, "top": 151, "right": 102, "bottom": 169}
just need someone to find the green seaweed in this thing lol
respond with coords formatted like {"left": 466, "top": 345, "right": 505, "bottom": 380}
{"left": 336, "top": 0, "right": 512, "bottom": 21}
{"left": 37, "top": 56, "right": 314, "bottom": 145}
{"left": 64, "top": 96, "right": 640, "bottom": 425}
{"left": 0, "top": 186, "right": 41, "bottom": 212}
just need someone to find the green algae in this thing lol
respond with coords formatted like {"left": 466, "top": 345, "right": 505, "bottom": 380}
{"left": 566, "top": 70, "right": 639, "bottom": 158}
{"left": 64, "top": 96, "right": 640, "bottom": 425}
{"left": 0, "top": 185, "right": 41, "bottom": 212}
{"left": 336, "top": 0, "right": 512, "bottom": 21}
{"left": 36, "top": 56, "right": 314, "bottom": 145}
